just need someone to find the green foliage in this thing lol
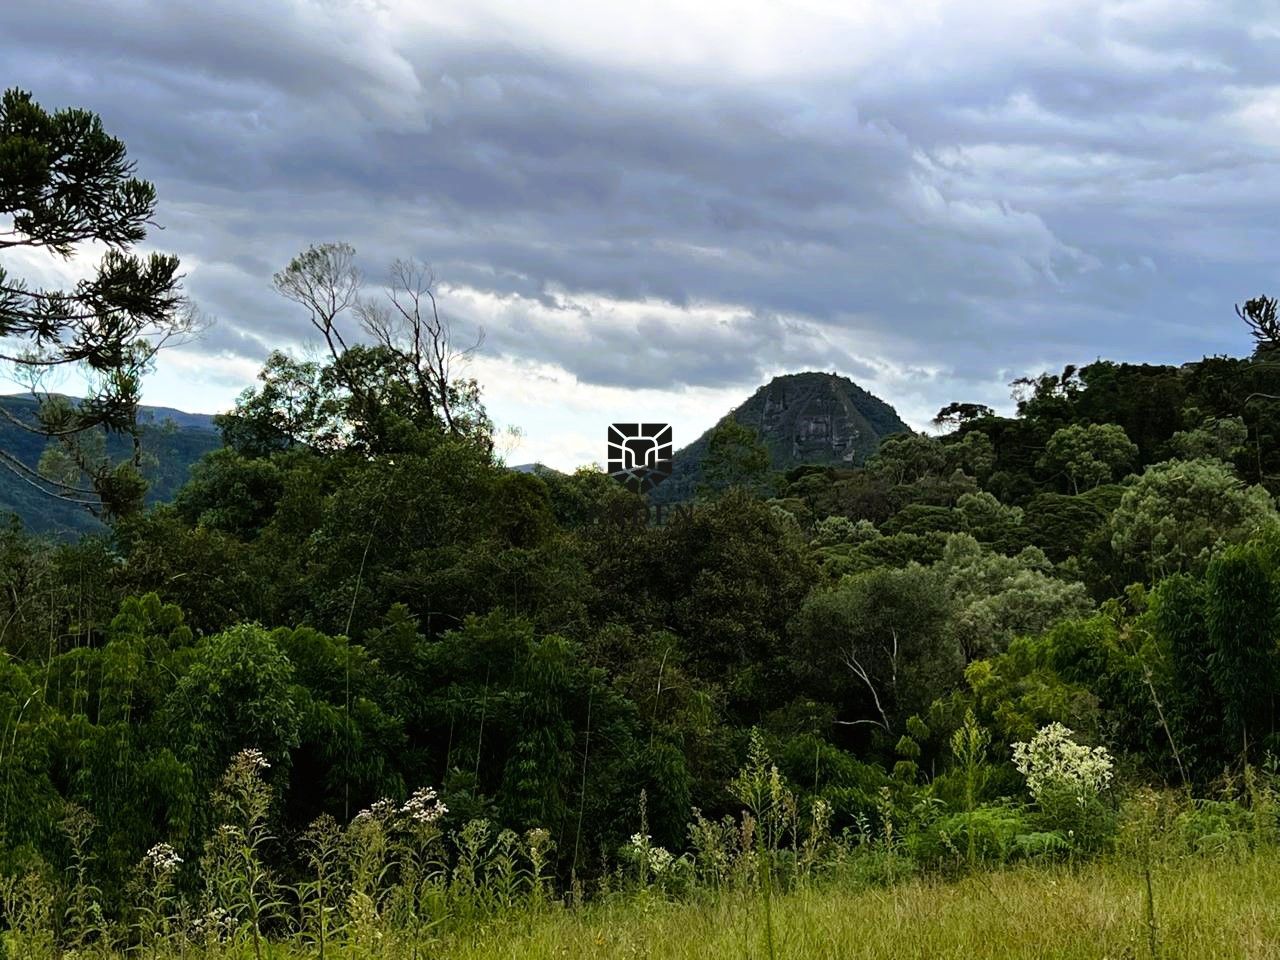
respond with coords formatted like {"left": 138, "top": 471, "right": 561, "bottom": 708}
{"left": 908, "top": 803, "right": 1033, "bottom": 866}
{"left": 1204, "top": 541, "right": 1280, "bottom": 754}
{"left": 810, "top": 515, "right": 878, "bottom": 548}
{"left": 790, "top": 564, "right": 961, "bottom": 730}
{"left": 955, "top": 491, "right": 1024, "bottom": 549}
{"left": 698, "top": 419, "right": 772, "bottom": 497}
{"left": 653, "top": 489, "right": 815, "bottom": 706}
{"left": 933, "top": 402, "right": 996, "bottom": 430}
{"left": 962, "top": 633, "right": 1100, "bottom": 752}
{"left": 936, "top": 535, "right": 1093, "bottom": 660}
{"left": 1170, "top": 414, "right": 1248, "bottom": 463}
{"left": 1022, "top": 485, "right": 1121, "bottom": 564}
{"left": 1110, "top": 458, "right": 1279, "bottom": 578}
{"left": 1038, "top": 423, "right": 1138, "bottom": 494}
{"left": 9, "top": 248, "right": 1280, "bottom": 952}
{"left": 1151, "top": 574, "right": 1223, "bottom": 781}
{"left": 217, "top": 351, "right": 343, "bottom": 457}
{"left": 173, "top": 447, "right": 288, "bottom": 536}
{"left": 162, "top": 624, "right": 301, "bottom": 789}
{"left": 18, "top": 87, "right": 1280, "bottom": 959}
{"left": 814, "top": 531, "right": 950, "bottom": 577}
{"left": 881, "top": 504, "right": 964, "bottom": 536}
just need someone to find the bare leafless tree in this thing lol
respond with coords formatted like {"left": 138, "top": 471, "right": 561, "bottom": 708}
{"left": 273, "top": 243, "right": 486, "bottom": 442}
{"left": 835, "top": 628, "right": 898, "bottom": 734}
{"left": 355, "top": 258, "right": 484, "bottom": 436}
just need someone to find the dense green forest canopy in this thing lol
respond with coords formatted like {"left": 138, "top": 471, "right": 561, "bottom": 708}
{"left": 4, "top": 314, "right": 1280, "bottom": 894}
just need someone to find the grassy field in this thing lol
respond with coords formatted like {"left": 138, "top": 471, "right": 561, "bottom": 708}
{"left": 9, "top": 849, "right": 1280, "bottom": 958}
{"left": 439, "top": 852, "right": 1280, "bottom": 960}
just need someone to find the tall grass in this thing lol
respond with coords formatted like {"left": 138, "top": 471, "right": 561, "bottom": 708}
{"left": 443, "top": 850, "right": 1280, "bottom": 960}
{"left": 23, "top": 849, "right": 1280, "bottom": 958}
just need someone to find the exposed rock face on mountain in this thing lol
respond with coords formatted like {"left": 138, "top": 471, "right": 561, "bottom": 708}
{"left": 750, "top": 372, "right": 909, "bottom": 465}
{"left": 651, "top": 371, "right": 911, "bottom": 502}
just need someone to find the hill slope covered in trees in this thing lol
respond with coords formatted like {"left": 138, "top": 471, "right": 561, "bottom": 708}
{"left": 0, "top": 396, "right": 221, "bottom": 536}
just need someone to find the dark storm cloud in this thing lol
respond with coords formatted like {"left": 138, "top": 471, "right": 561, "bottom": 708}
{"left": 2, "top": 0, "right": 1278, "bottom": 410}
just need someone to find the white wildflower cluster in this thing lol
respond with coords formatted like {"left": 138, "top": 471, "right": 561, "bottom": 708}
{"left": 352, "top": 798, "right": 397, "bottom": 826}
{"left": 1012, "top": 722, "right": 1114, "bottom": 804}
{"left": 142, "top": 842, "right": 183, "bottom": 873}
{"left": 525, "top": 826, "right": 552, "bottom": 866}
{"left": 192, "top": 907, "right": 235, "bottom": 943}
{"left": 400, "top": 786, "right": 448, "bottom": 825}
{"left": 231, "top": 748, "right": 270, "bottom": 774}
{"left": 649, "top": 845, "right": 674, "bottom": 874}
{"left": 629, "top": 832, "right": 675, "bottom": 875}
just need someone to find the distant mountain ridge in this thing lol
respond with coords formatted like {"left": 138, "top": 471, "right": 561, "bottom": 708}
{"left": 0, "top": 395, "right": 222, "bottom": 537}
{"left": 0, "top": 373, "right": 910, "bottom": 533}
{"left": 651, "top": 371, "right": 911, "bottom": 502}
{"left": 136, "top": 405, "right": 219, "bottom": 432}
{"left": 0, "top": 394, "right": 220, "bottom": 433}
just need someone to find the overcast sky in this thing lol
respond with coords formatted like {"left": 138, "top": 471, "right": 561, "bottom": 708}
{"left": 4, "top": 0, "right": 1279, "bottom": 468}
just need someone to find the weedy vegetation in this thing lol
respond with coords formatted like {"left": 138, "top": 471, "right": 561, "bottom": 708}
{"left": 6, "top": 734, "right": 1280, "bottom": 958}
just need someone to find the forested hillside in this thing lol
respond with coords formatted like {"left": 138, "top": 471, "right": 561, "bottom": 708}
{"left": 653, "top": 371, "right": 911, "bottom": 502}
{"left": 0, "top": 396, "right": 220, "bottom": 536}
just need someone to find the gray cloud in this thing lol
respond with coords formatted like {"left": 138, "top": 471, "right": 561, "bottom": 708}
{"left": 2, "top": 0, "right": 1278, "bottom": 428}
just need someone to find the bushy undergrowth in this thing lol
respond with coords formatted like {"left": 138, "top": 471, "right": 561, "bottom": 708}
{"left": 6, "top": 725, "right": 1280, "bottom": 958}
